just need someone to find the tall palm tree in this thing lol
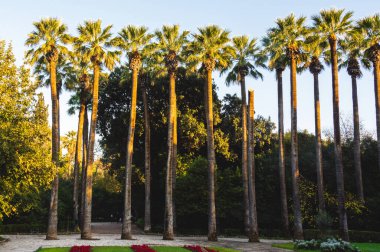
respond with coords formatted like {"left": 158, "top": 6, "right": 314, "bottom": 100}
{"left": 186, "top": 25, "right": 233, "bottom": 241}
{"left": 261, "top": 35, "right": 289, "bottom": 236}
{"left": 155, "top": 24, "right": 189, "bottom": 240}
{"left": 112, "top": 25, "right": 153, "bottom": 240}
{"left": 357, "top": 14, "right": 380, "bottom": 172}
{"left": 223, "top": 35, "right": 264, "bottom": 241}
{"left": 25, "top": 17, "right": 70, "bottom": 240}
{"left": 266, "top": 14, "right": 309, "bottom": 240}
{"left": 340, "top": 31, "right": 368, "bottom": 202}
{"left": 312, "top": 9, "right": 353, "bottom": 241}
{"left": 304, "top": 37, "right": 327, "bottom": 212}
{"left": 74, "top": 20, "right": 120, "bottom": 239}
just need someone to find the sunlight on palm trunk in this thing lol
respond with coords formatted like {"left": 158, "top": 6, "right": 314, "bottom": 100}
{"left": 80, "top": 107, "right": 89, "bottom": 230}
{"left": 247, "top": 90, "right": 259, "bottom": 242}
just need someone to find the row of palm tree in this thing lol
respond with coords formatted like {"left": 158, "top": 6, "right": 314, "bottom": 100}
{"left": 24, "top": 8, "right": 380, "bottom": 242}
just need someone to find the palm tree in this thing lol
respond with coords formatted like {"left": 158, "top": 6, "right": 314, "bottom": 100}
{"left": 340, "top": 31, "right": 367, "bottom": 202}
{"left": 357, "top": 14, "right": 380, "bottom": 172}
{"left": 312, "top": 9, "right": 353, "bottom": 241}
{"left": 74, "top": 20, "right": 120, "bottom": 239}
{"left": 223, "top": 35, "right": 264, "bottom": 241}
{"left": 112, "top": 25, "right": 153, "bottom": 240}
{"left": 261, "top": 35, "right": 289, "bottom": 236}
{"left": 155, "top": 25, "right": 189, "bottom": 240}
{"left": 305, "top": 38, "right": 327, "bottom": 211}
{"left": 186, "top": 25, "right": 233, "bottom": 241}
{"left": 266, "top": 14, "right": 309, "bottom": 239}
{"left": 25, "top": 17, "right": 70, "bottom": 240}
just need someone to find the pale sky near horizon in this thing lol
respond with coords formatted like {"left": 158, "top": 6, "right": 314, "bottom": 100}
{"left": 1, "top": 0, "right": 379, "bottom": 139}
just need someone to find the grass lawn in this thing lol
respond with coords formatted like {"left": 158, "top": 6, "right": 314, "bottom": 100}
{"left": 272, "top": 242, "right": 380, "bottom": 252}
{"left": 35, "top": 246, "right": 239, "bottom": 252}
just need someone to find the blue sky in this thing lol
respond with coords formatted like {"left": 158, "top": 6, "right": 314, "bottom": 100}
{"left": 0, "top": 0, "right": 379, "bottom": 137}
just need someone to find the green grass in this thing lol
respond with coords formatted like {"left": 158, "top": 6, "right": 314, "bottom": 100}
{"left": 272, "top": 242, "right": 380, "bottom": 252}
{"left": 35, "top": 246, "right": 239, "bottom": 252}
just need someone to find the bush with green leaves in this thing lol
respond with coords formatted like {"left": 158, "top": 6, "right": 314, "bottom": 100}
{"left": 320, "top": 238, "right": 359, "bottom": 252}
{"left": 295, "top": 239, "right": 321, "bottom": 250}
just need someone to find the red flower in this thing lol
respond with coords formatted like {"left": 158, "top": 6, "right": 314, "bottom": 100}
{"left": 184, "top": 245, "right": 217, "bottom": 252}
{"left": 131, "top": 244, "right": 156, "bottom": 252}
{"left": 70, "top": 245, "right": 91, "bottom": 252}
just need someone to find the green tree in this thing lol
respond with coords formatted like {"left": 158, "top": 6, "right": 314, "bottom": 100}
{"left": 312, "top": 9, "right": 353, "bottom": 241}
{"left": 25, "top": 17, "right": 70, "bottom": 240}
{"left": 266, "top": 14, "right": 309, "bottom": 239}
{"left": 186, "top": 25, "right": 233, "bottom": 241}
{"left": 74, "top": 20, "right": 120, "bottom": 239}
{"left": 155, "top": 24, "right": 189, "bottom": 240}
{"left": 0, "top": 41, "right": 52, "bottom": 221}
{"left": 223, "top": 35, "right": 264, "bottom": 241}
{"left": 112, "top": 25, "right": 153, "bottom": 240}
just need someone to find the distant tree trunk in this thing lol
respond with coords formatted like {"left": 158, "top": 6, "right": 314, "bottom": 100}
{"left": 313, "top": 72, "right": 326, "bottom": 211}
{"left": 329, "top": 38, "right": 349, "bottom": 241}
{"left": 371, "top": 54, "right": 380, "bottom": 172}
{"left": 80, "top": 106, "right": 89, "bottom": 230}
{"left": 247, "top": 90, "right": 259, "bottom": 242}
{"left": 351, "top": 76, "right": 364, "bottom": 202}
{"left": 121, "top": 61, "right": 139, "bottom": 240}
{"left": 240, "top": 75, "right": 250, "bottom": 235}
{"left": 276, "top": 68, "right": 289, "bottom": 236}
{"left": 46, "top": 58, "right": 60, "bottom": 240}
{"left": 141, "top": 82, "right": 151, "bottom": 232}
{"left": 205, "top": 66, "right": 217, "bottom": 241}
{"left": 290, "top": 55, "right": 303, "bottom": 240}
{"left": 73, "top": 89, "right": 86, "bottom": 231}
{"left": 81, "top": 63, "right": 100, "bottom": 239}
{"left": 164, "top": 71, "right": 175, "bottom": 240}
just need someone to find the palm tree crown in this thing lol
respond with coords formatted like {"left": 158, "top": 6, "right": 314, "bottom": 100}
{"left": 224, "top": 36, "right": 266, "bottom": 85}
{"left": 25, "top": 18, "right": 70, "bottom": 64}
{"left": 357, "top": 14, "right": 380, "bottom": 64}
{"left": 74, "top": 20, "right": 120, "bottom": 69}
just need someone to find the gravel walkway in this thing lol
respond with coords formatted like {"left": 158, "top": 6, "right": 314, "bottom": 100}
{"left": 0, "top": 234, "right": 291, "bottom": 252}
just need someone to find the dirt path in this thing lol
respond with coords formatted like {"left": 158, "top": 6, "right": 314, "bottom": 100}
{"left": 0, "top": 234, "right": 291, "bottom": 252}
{"left": 91, "top": 222, "right": 143, "bottom": 234}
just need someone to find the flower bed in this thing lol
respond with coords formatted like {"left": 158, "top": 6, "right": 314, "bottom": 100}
{"left": 131, "top": 245, "right": 156, "bottom": 252}
{"left": 184, "top": 245, "right": 217, "bottom": 252}
{"left": 70, "top": 246, "right": 91, "bottom": 252}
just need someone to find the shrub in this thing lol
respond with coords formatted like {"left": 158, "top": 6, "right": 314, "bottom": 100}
{"left": 295, "top": 239, "right": 321, "bottom": 250}
{"left": 320, "top": 238, "right": 359, "bottom": 252}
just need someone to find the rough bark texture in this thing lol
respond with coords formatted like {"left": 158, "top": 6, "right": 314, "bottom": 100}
{"left": 121, "top": 63, "right": 139, "bottom": 240}
{"left": 330, "top": 38, "right": 349, "bottom": 241}
{"left": 373, "top": 59, "right": 380, "bottom": 172}
{"left": 276, "top": 68, "right": 289, "bottom": 236}
{"left": 313, "top": 73, "right": 326, "bottom": 211}
{"left": 163, "top": 72, "right": 175, "bottom": 240}
{"left": 73, "top": 77, "right": 88, "bottom": 231}
{"left": 290, "top": 56, "right": 303, "bottom": 240}
{"left": 80, "top": 107, "right": 89, "bottom": 230}
{"left": 351, "top": 76, "right": 364, "bottom": 202}
{"left": 240, "top": 76, "right": 250, "bottom": 235}
{"left": 46, "top": 58, "right": 59, "bottom": 240}
{"left": 247, "top": 90, "right": 259, "bottom": 242}
{"left": 81, "top": 63, "right": 100, "bottom": 239}
{"left": 205, "top": 67, "right": 217, "bottom": 241}
{"left": 141, "top": 82, "right": 151, "bottom": 232}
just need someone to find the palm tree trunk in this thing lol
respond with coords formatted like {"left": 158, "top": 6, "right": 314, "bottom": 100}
{"left": 330, "top": 39, "right": 349, "bottom": 241}
{"left": 240, "top": 76, "right": 250, "bottom": 235}
{"left": 80, "top": 106, "right": 89, "bottom": 230}
{"left": 172, "top": 80, "right": 178, "bottom": 233}
{"left": 247, "top": 90, "right": 259, "bottom": 242}
{"left": 373, "top": 59, "right": 380, "bottom": 172}
{"left": 205, "top": 69, "right": 217, "bottom": 241}
{"left": 121, "top": 68, "right": 138, "bottom": 240}
{"left": 276, "top": 68, "right": 289, "bottom": 236}
{"left": 164, "top": 72, "right": 175, "bottom": 240}
{"left": 81, "top": 63, "right": 100, "bottom": 239}
{"left": 351, "top": 76, "right": 364, "bottom": 202}
{"left": 46, "top": 60, "right": 59, "bottom": 240}
{"left": 313, "top": 73, "right": 326, "bottom": 211}
{"left": 73, "top": 92, "right": 86, "bottom": 231}
{"left": 141, "top": 82, "right": 151, "bottom": 232}
{"left": 290, "top": 56, "right": 303, "bottom": 240}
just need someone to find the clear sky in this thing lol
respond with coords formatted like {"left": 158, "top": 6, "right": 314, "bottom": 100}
{"left": 1, "top": 0, "right": 379, "bottom": 138}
